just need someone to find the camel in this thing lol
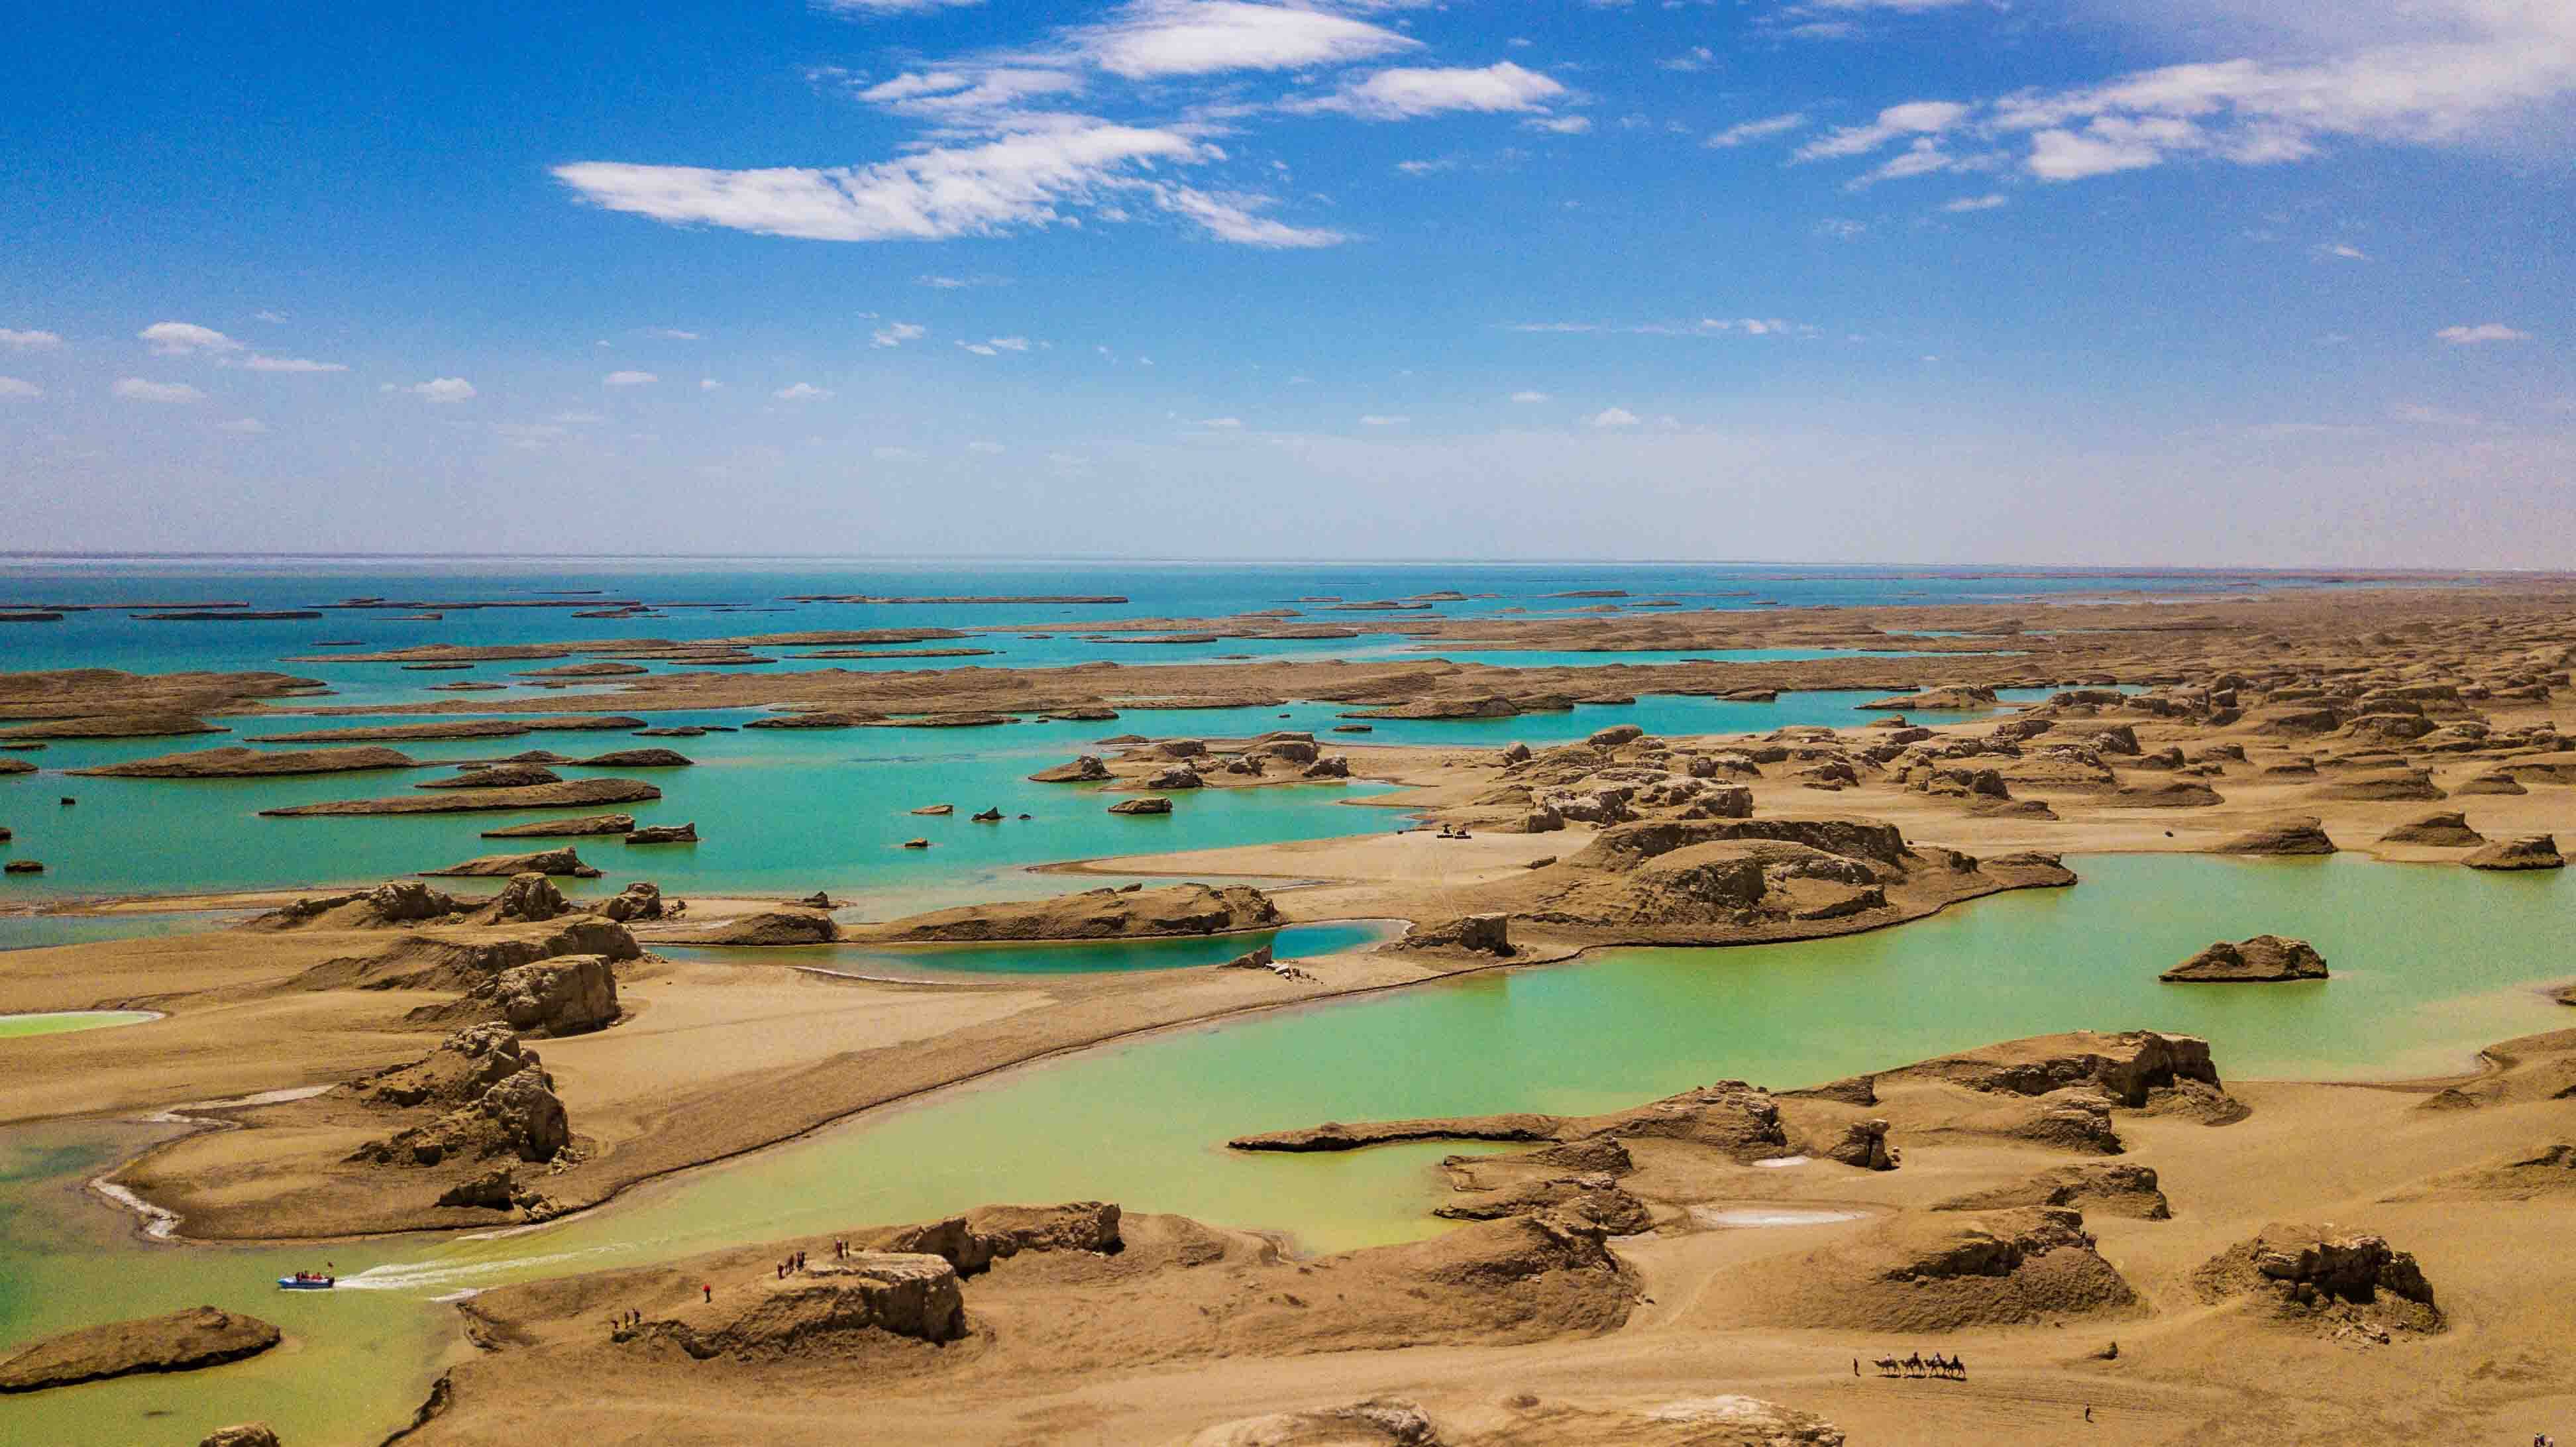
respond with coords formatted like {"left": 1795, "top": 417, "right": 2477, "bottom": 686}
{"left": 1873, "top": 1356, "right": 1901, "bottom": 1377}
{"left": 1904, "top": 1352, "right": 1925, "bottom": 1377}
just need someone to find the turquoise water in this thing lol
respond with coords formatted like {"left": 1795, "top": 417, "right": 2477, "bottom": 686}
{"left": 0, "top": 855, "right": 2566, "bottom": 1444}
{"left": 668, "top": 920, "right": 1403, "bottom": 978}
{"left": 0, "top": 912, "right": 246, "bottom": 953}
{"left": 0, "top": 690, "right": 2047, "bottom": 911}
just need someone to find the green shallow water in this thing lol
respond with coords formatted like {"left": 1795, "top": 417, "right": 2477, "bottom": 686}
{"left": 0, "top": 690, "right": 2043, "bottom": 913}
{"left": 0, "top": 1010, "right": 160, "bottom": 1039}
{"left": 3, "top": 853, "right": 2569, "bottom": 1446}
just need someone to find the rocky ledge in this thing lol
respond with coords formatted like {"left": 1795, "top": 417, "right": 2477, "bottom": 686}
{"left": 857, "top": 883, "right": 1282, "bottom": 943}
{"left": 2161, "top": 934, "right": 2329, "bottom": 983}
{"left": 0, "top": 1306, "right": 280, "bottom": 1395}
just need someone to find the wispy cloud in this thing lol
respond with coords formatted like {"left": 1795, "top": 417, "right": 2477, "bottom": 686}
{"left": 397, "top": 377, "right": 476, "bottom": 403}
{"left": 774, "top": 381, "right": 833, "bottom": 400}
{"left": 217, "top": 417, "right": 268, "bottom": 435}
{"left": 1288, "top": 62, "right": 1567, "bottom": 121}
{"left": 1941, "top": 192, "right": 2008, "bottom": 211}
{"left": 140, "top": 321, "right": 242, "bottom": 356}
{"left": 604, "top": 370, "right": 659, "bottom": 386}
{"left": 113, "top": 377, "right": 207, "bottom": 403}
{"left": 239, "top": 354, "right": 348, "bottom": 373}
{"left": 1586, "top": 406, "right": 1640, "bottom": 427}
{"left": 1511, "top": 390, "right": 1550, "bottom": 403}
{"left": 1507, "top": 317, "right": 1814, "bottom": 338}
{"left": 2436, "top": 323, "right": 2528, "bottom": 344}
{"left": 1706, "top": 113, "right": 1808, "bottom": 148}
{"left": 0, "top": 376, "right": 41, "bottom": 398}
{"left": 1360, "top": 413, "right": 1409, "bottom": 425}
{"left": 1076, "top": 0, "right": 1417, "bottom": 80}
{"left": 0, "top": 328, "right": 62, "bottom": 349}
{"left": 1156, "top": 188, "right": 1348, "bottom": 247}
{"left": 872, "top": 321, "right": 928, "bottom": 348}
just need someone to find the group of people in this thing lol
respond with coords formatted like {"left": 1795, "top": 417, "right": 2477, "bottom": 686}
{"left": 288, "top": 1269, "right": 335, "bottom": 1287}
{"left": 775, "top": 1248, "right": 810, "bottom": 1279}
{"left": 1860, "top": 1351, "right": 1966, "bottom": 1379}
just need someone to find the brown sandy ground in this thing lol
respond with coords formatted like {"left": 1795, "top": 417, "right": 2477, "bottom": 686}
{"left": 390, "top": 1028, "right": 2576, "bottom": 1447}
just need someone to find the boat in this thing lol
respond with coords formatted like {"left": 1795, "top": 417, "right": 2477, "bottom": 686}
{"left": 277, "top": 1276, "right": 336, "bottom": 1291}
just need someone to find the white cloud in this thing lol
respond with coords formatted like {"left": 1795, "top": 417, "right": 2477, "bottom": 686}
{"left": 1782, "top": 7, "right": 2576, "bottom": 186}
{"left": 815, "top": 0, "right": 984, "bottom": 14}
{"left": 644, "top": 327, "right": 704, "bottom": 340}
{"left": 855, "top": 68, "right": 1084, "bottom": 121}
{"left": 872, "top": 321, "right": 928, "bottom": 348}
{"left": 1587, "top": 406, "right": 1640, "bottom": 427}
{"left": 774, "top": 382, "right": 833, "bottom": 400}
{"left": 1290, "top": 62, "right": 1566, "bottom": 121}
{"left": 1360, "top": 414, "right": 1409, "bottom": 425}
{"left": 959, "top": 335, "right": 1034, "bottom": 356}
{"left": 1662, "top": 46, "right": 1716, "bottom": 73}
{"left": 1078, "top": 0, "right": 1417, "bottom": 80}
{"left": 1156, "top": 188, "right": 1348, "bottom": 247}
{"left": 239, "top": 354, "right": 348, "bottom": 372}
{"left": 0, "top": 329, "right": 62, "bottom": 349}
{"left": 968, "top": 439, "right": 1006, "bottom": 453}
{"left": 139, "top": 321, "right": 242, "bottom": 356}
{"left": 604, "top": 370, "right": 659, "bottom": 386}
{"left": 1707, "top": 113, "right": 1809, "bottom": 148}
{"left": 217, "top": 417, "right": 268, "bottom": 435}
{"left": 1794, "top": 101, "right": 1970, "bottom": 160}
{"left": 2316, "top": 242, "right": 2368, "bottom": 260}
{"left": 0, "top": 376, "right": 40, "bottom": 398}
{"left": 1508, "top": 317, "right": 1813, "bottom": 339}
{"left": 1511, "top": 390, "right": 1550, "bottom": 403}
{"left": 2436, "top": 323, "right": 2528, "bottom": 344}
{"left": 2027, "top": 123, "right": 2173, "bottom": 180}
{"left": 1197, "top": 416, "right": 1243, "bottom": 428}
{"left": 557, "top": 124, "right": 1216, "bottom": 243}
{"left": 1852, "top": 134, "right": 1964, "bottom": 186}
{"left": 1394, "top": 157, "right": 1456, "bottom": 176}
{"left": 113, "top": 377, "right": 207, "bottom": 403}
{"left": 1524, "top": 115, "right": 1593, "bottom": 135}
{"left": 1814, "top": 217, "right": 1868, "bottom": 240}
{"left": 918, "top": 272, "right": 1006, "bottom": 288}
{"left": 252, "top": 310, "right": 290, "bottom": 324}
{"left": 1942, "top": 192, "right": 2009, "bottom": 211}
{"left": 403, "top": 377, "right": 476, "bottom": 403}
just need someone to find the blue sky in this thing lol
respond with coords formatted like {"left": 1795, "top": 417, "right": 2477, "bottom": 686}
{"left": 3, "top": 0, "right": 2570, "bottom": 563}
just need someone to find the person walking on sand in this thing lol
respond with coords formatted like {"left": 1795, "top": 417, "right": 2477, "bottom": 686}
{"left": 2084, "top": 1407, "right": 2093, "bottom": 1424}
{"left": 702, "top": 1283, "right": 712, "bottom": 1303}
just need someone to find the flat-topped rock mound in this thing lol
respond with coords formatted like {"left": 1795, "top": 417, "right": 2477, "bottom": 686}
{"left": 0, "top": 1305, "right": 280, "bottom": 1395}
{"left": 655, "top": 1254, "right": 970, "bottom": 1358}
{"left": 2379, "top": 811, "right": 2485, "bottom": 847}
{"left": 417, "top": 761, "right": 562, "bottom": 789}
{"left": 1884, "top": 1029, "right": 2226, "bottom": 1108}
{"left": 2163, "top": 934, "right": 2328, "bottom": 983}
{"left": 656, "top": 908, "right": 839, "bottom": 945}
{"left": 1729, "top": 1206, "right": 2136, "bottom": 1332}
{"left": 422, "top": 846, "right": 600, "bottom": 879}
{"left": 260, "top": 777, "right": 660, "bottom": 816}
{"left": 1232, "top": 1080, "right": 1790, "bottom": 1164}
{"left": 2216, "top": 816, "right": 2338, "bottom": 855}
{"left": 2464, "top": 833, "right": 2564, "bottom": 870}
{"left": 481, "top": 812, "right": 634, "bottom": 838}
{"left": 258, "top": 715, "right": 645, "bottom": 743}
{"left": 860, "top": 883, "right": 1281, "bottom": 943}
{"left": 68, "top": 744, "right": 417, "bottom": 778}
{"left": 0, "top": 712, "right": 223, "bottom": 740}
{"left": 1932, "top": 1163, "right": 2171, "bottom": 1219}
{"left": 2194, "top": 1224, "right": 2442, "bottom": 1336}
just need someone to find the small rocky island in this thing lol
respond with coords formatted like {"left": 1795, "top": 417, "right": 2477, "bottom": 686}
{"left": 2161, "top": 935, "right": 2328, "bottom": 983}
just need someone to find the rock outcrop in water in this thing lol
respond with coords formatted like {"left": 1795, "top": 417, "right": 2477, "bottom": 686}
{"left": 480, "top": 813, "right": 634, "bottom": 838}
{"left": 68, "top": 744, "right": 417, "bottom": 777}
{"left": 1028, "top": 754, "right": 1112, "bottom": 782}
{"left": 2162, "top": 935, "right": 2328, "bottom": 983}
{"left": 2463, "top": 834, "right": 2563, "bottom": 870}
{"left": 0, "top": 1306, "right": 281, "bottom": 1395}
{"left": 260, "top": 777, "right": 661, "bottom": 816}
{"left": 861, "top": 883, "right": 1281, "bottom": 943}
{"left": 2378, "top": 811, "right": 2485, "bottom": 847}
{"left": 421, "top": 847, "right": 600, "bottom": 879}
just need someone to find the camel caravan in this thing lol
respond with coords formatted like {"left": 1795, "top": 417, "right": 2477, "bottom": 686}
{"left": 1870, "top": 1350, "right": 1967, "bottom": 1379}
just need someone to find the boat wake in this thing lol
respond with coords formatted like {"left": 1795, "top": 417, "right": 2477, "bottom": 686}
{"left": 335, "top": 1241, "right": 643, "bottom": 1295}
